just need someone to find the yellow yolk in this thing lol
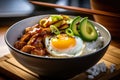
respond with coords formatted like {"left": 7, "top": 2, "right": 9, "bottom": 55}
{"left": 51, "top": 35, "right": 76, "bottom": 51}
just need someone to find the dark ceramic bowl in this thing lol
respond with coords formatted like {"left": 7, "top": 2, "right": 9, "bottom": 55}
{"left": 5, "top": 15, "right": 111, "bottom": 79}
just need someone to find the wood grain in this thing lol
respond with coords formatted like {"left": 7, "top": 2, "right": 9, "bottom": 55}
{"left": 6, "top": 58, "right": 38, "bottom": 78}
{"left": 103, "top": 53, "right": 120, "bottom": 65}
{"left": 0, "top": 60, "right": 39, "bottom": 80}
{"left": 0, "top": 43, "right": 120, "bottom": 80}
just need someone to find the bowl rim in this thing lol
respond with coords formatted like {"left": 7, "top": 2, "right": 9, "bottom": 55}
{"left": 5, "top": 14, "right": 111, "bottom": 60}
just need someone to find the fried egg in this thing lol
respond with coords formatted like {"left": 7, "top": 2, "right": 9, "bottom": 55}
{"left": 45, "top": 34, "right": 85, "bottom": 57}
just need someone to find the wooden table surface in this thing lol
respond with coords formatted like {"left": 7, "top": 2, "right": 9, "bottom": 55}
{"left": 0, "top": 17, "right": 120, "bottom": 80}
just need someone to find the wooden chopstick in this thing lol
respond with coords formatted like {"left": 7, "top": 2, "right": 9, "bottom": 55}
{"left": 30, "top": 1, "right": 120, "bottom": 18}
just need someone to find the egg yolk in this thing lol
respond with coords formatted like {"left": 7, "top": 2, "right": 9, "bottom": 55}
{"left": 51, "top": 35, "right": 76, "bottom": 51}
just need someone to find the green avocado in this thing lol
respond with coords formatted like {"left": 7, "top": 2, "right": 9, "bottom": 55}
{"left": 70, "top": 16, "right": 81, "bottom": 36}
{"left": 78, "top": 17, "right": 98, "bottom": 41}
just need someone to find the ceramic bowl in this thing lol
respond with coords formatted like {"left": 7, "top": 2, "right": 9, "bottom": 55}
{"left": 5, "top": 15, "right": 111, "bottom": 79}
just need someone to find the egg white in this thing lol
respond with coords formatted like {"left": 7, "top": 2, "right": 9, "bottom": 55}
{"left": 45, "top": 35, "right": 85, "bottom": 57}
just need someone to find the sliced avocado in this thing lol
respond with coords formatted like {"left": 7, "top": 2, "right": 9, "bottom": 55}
{"left": 70, "top": 16, "right": 81, "bottom": 36}
{"left": 78, "top": 17, "right": 98, "bottom": 41}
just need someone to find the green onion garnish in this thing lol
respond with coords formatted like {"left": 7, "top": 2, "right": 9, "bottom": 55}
{"left": 65, "top": 28, "right": 74, "bottom": 37}
{"left": 50, "top": 25, "right": 60, "bottom": 35}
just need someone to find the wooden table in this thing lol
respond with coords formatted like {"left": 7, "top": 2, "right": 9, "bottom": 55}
{"left": 0, "top": 18, "right": 120, "bottom": 80}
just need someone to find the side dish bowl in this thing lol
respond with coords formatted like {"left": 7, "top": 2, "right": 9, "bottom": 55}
{"left": 5, "top": 15, "right": 111, "bottom": 79}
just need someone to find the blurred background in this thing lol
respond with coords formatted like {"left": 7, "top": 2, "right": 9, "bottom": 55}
{"left": 0, "top": 0, "right": 91, "bottom": 26}
{"left": 33, "top": 0, "right": 90, "bottom": 12}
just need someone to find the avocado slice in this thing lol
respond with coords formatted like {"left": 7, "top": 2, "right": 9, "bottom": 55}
{"left": 70, "top": 16, "right": 81, "bottom": 36}
{"left": 78, "top": 17, "right": 98, "bottom": 41}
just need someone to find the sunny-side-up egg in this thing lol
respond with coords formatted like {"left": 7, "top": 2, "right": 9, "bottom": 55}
{"left": 45, "top": 34, "right": 85, "bottom": 57}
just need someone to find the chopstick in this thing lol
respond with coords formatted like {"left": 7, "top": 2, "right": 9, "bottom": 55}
{"left": 30, "top": 1, "right": 120, "bottom": 18}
